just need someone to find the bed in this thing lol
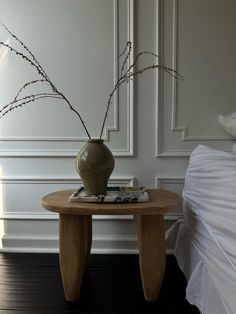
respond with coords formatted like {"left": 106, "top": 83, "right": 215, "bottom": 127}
{"left": 172, "top": 145, "right": 236, "bottom": 314}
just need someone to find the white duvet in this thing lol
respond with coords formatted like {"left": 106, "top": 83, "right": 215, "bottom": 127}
{"left": 174, "top": 145, "right": 236, "bottom": 314}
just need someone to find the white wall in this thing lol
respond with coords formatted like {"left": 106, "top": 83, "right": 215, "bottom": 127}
{"left": 0, "top": 0, "right": 235, "bottom": 253}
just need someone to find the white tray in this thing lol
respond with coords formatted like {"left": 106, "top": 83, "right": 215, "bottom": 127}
{"left": 69, "top": 186, "right": 149, "bottom": 203}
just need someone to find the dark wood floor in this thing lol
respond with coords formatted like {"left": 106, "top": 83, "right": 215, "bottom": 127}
{"left": 0, "top": 253, "right": 199, "bottom": 314}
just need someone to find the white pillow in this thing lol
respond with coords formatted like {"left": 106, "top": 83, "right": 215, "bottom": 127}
{"left": 218, "top": 112, "right": 236, "bottom": 137}
{"left": 183, "top": 145, "right": 236, "bottom": 268}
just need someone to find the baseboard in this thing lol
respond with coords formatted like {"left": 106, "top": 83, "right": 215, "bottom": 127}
{"left": 0, "top": 234, "right": 138, "bottom": 254}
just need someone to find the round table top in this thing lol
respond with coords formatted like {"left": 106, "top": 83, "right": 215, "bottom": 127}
{"left": 41, "top": 189, "right": 181, "bottom": 215}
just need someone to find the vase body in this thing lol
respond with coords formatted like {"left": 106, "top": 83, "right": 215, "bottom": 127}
{"left": 75, "top": 139, "right": 115, "bottom": 196}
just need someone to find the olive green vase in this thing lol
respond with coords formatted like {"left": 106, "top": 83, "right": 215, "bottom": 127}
{"left": 75, "top": 139, "right": 115, "bottom": 196}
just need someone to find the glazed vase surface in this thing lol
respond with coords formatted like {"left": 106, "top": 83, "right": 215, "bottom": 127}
{"left": 75, "top": 139, "right": 115, "bottom": 196}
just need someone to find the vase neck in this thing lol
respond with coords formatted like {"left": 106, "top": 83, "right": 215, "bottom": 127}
{"left": 88, "top": 139, "right": 104, "bottom": 144}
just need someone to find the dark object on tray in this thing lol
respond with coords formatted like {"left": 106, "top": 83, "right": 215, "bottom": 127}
{"left": 69, "top": 186, "right": 149, "bottom": 203}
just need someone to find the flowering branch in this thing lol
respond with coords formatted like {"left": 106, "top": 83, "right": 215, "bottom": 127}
{"left": 0, "top": 23, "right": 183, "bottom": 141}
{"left": 99, "top": 41, "right": 184, "bottom": 138}
{"left": 0, "top": 92, "right": 62, "bottom": 116}
{"left": 0, "top": 20, "right": 48, "bottom": 79}
{"left": 119, "top": 41, "right": 132, "bottom": 76}
{"left": 0, "top": 95, "right": 63, "bottom": 118}
{"left": 14, "top": 79, "right": 48, "bottom": 101}
{"left": 0, "top": 21, "right": 91, "bottom": 139}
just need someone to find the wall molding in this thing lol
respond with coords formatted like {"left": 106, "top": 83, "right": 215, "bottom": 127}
{"left": 0, "top": 234, "right": 138, "bottom": 254}
{"left": 0, "top": 175, "right": 183, "bottom": 253}
{"left": 0, "top": 176, "right": 184, "bottom": 222}
{"left": 155, "top": 175, "right": 184, "bottom": 219}
{"left": 0, "top": 176, "right": 185, "bottom": 222}
{"left": 0, "top": 148, "right": 131, "bottom": 157}
{"left": 170, "top": 0, "right": 233, "bottom": 143}
{"left": 0, "top": 175, "right": 135, "bottom": 221}
{"left": 0, "top": 212, "right": 135, "bottom": 221}
{"left": 0, "top": 175, "right": 135, "bottom": 185}
{"left": 155, "top": 176, "right": 185, "bottom": 187}
{"left": 0, "top": 0, "right": 134, "bottom": 157}
{"left": 0, "top": 234, "right": 174, "bottom": 254}
{"left": 156, "top": 0, "right": 234, "bottom": 158}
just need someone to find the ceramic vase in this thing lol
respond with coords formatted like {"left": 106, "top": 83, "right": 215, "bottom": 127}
{"left": 75, "top": 139, "right": 115, "bottom": 196}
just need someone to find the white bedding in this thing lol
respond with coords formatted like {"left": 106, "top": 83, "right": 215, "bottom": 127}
{"left": 173, "top": 145, "right": 236, "bottom": 314}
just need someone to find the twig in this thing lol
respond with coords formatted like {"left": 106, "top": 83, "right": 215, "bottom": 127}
{"left": 0, "top": 93, "right": 62, "bottom": 114}
{"left": 0, "top": 21, "right": 183, "bottom": 141}
{"left": 0, "top": 95, "right": 62, "bottom": 118}
{"left": 13, "top": 79, "right": 48, "bottom": 101}
{"left": 0, "top": 20, "right": 48, "bottom": 79}
{"left": 0, "top": 41, "right": 47, "bottom": 77}
{"left": 0, "top": 21, "right": 92, "bottom": 139}
{"left": 99, "top": 43, "right": 184, "bottom": 138}
{"left": 125, "top": 50, "right": 160, "bottom": 76}
{"left": 120, "top": 41, "right": 132, "bottom": 76}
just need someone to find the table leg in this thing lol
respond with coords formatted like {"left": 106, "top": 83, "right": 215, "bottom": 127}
{"left": 137, "top": 215, "right": 166, "bottom": 302}
{"left": 85, "top": 215, "right": 92, "bottom": 268}
{"left": 59, "top": 213, "right": 92, "bottom": 302}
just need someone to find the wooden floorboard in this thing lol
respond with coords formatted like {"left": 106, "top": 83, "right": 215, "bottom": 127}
{"left": 0, "top": 253, "right": 199, "bottom": 314}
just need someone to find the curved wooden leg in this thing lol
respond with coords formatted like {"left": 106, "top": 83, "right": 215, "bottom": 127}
{"left": 59, "top": 214, "right": 88, "bottom": 302}
{"left": 138, "top": 215, "right": 166, "bottom": 302}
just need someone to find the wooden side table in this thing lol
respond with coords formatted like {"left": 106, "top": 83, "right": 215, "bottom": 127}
{"left": 41, "top": 189, "right": 180, "bottom": 302}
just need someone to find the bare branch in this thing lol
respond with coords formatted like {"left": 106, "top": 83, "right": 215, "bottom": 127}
{"left": 99, "top": 43, "right": 184, "bottom": 138}
{"left": 0, "top": 21, "right": 183, "bottom": 142}
{"left": 127, "top": 64, "right": 184, "bottom": 81}
{"left": 0, "top": 95, "right": 62, "bottom": 118}
{"left": 0, "top": 20, "right": 48, "bottom": 78}
{"left": 13, "top": 79, "right": 48, "bottom": 101}
{"left": 0, "top": 93, "right": 62, "bottom": 114}
{"left": 0, "top": 41, "right": 46, "bottom": 77}
{"left": 120, "top": 41, "right": 132, "bottom": 76}
{"left": 0, "top": 22, "right": 92, "bottom": 139}
{"left": 119, "top": 41, "right": 132, "bottom": 58}
{"left": 125, "top": 50, "right": 160, "bottom": 76}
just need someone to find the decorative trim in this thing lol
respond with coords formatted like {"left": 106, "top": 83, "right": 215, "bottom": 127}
{"left": 0, "top": 212, "right": 133, "bottom": 221}
{"left": 0, "top": 234, "right": 175, "bottom": 254}
{"left": 100, "top": 0, "right": 119, "bottom": 139}
{"left": 0, "top": 0, "right": 134, "bottom": 157}
{"left": 0, "top": 149, "right": 77, "bottom": 157}
{"left": 156, "top": 0, "right": 234, "bottom": 157}
{"left": 0, "top": 174, "right": 183, "bottom": 253}
{"left": 0, "top": 176, "right": 185, "bottom": 222}
{"left": 170, "top": 0, "right": 233, "bottom": 142}
{"left": 0, "top": 234, "right": 138, "bottom": 254}
{"left": 156, "top": 150, "right": 193, "bottom": 158}
{"left": 155, "top": 0, "right": 167, "bottom": 158}
{"left": 0, "top": 175, "right": 135, "bottom": 185}
{"left": 0, "top": 211, "right": 182, "bottom": 222}
{"left": 164, "top": 213, "right": 183, "bottom": 220}
{"left": 0, "top": 212, "right": 58, "bottom": 220}
{"left": 0, "top": 137, "right": 89, "bottom": 142}
{"left": 127, "top": 0, "right": 134, "bottom": 156}
{"left": 155, "top": 176, "right": 185, "bottom": 187}
{"left": 0, "top": 176, "right": 135, "bottom": 221}
{"left": 155, "top": 176, "right": 184, "bottom": 218}
{"left": 0, "top": 149, "right": 133, "bottom": 158}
